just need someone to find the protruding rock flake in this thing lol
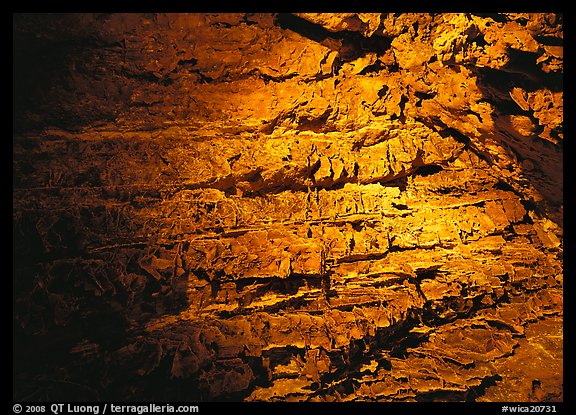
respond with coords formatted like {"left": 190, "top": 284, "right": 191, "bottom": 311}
{"left": 13, "top": 13, "right": 562, "bottom": 403}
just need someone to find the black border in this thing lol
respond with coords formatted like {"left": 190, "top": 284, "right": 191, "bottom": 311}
{"left": 12, "top": 5, "right": 570, "bottom": 414}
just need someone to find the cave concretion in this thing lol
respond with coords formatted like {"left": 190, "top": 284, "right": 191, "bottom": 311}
{"left": 13, "top": 13, "right": 563, "bottom": 402}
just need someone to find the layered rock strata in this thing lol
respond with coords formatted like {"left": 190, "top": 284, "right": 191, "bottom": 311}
{"left": 13, "top": 13, "right": 562, "bottom": 402}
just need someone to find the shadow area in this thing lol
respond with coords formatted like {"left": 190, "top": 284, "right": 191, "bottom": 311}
{"left": 472, "top": 48, "right": 563, "bottom": 227}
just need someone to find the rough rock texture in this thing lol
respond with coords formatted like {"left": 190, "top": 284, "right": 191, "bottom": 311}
{"left": 13, "top": 13, "right": 563, "bottom": 402}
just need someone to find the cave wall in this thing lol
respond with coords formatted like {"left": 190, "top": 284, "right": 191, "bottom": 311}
{"left": 13, "top": 13, "right": 563, "bottom": 402}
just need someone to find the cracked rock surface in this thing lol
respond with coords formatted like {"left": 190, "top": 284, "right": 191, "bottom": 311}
{"left": 13, "top": 13, "right": 562, "bottom": 402}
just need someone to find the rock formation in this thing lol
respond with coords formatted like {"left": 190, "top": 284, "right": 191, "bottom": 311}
{"left": 13, "top": 13, "right": 563, "bottom": 402}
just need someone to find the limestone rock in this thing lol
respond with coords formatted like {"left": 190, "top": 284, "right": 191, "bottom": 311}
{"left": 13, "top": 13, "right": 562, "bottom": 403}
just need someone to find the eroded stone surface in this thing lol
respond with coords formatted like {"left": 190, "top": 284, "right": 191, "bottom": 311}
{"left": 13, "top": 13, "right": 562, "bottom": 402}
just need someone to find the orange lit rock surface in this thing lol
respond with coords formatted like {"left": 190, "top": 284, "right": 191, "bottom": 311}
{"left": 13, "top": 13, "right": 562, "bottom": 402}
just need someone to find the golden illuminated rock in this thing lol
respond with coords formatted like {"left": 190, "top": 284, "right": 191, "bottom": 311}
{"left": 13, "top": 13, "right": 562, "bottom": 402}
